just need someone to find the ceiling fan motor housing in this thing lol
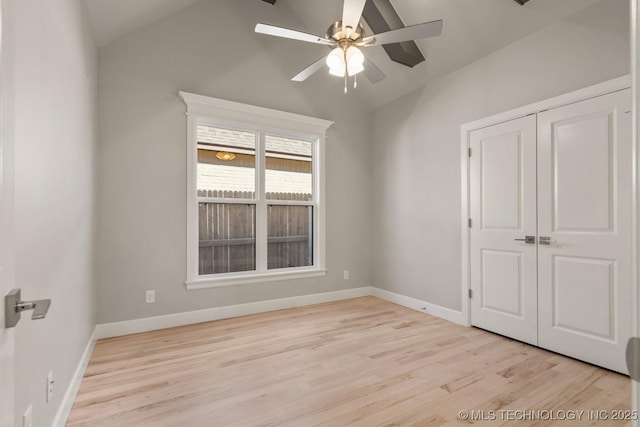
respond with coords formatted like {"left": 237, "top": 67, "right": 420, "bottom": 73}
{"left": 327, "top": 21, "right": 365, "bottom": 46}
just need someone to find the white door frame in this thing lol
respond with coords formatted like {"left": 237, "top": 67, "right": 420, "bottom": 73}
{"left": 460, "top": 75, "right": 632, "bottom": 328}
{"left": 0, "top": 0, "right": 15, "bottom": 424}
{"left": 631, "top": 0, "right": 639, "bottom": 422}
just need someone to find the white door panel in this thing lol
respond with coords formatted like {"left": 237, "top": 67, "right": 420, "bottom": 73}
{"left": 537, "top": 89, "right": 632, "bottom": 373}
{"left": 553, "top": 113, "right": 613, "bottom": 231}
{"left": 481, "top": 249, "right": 523, "bottom": 316}
{"left": 470, "top": 115, "right": 538, "bottom": 346}
{"left": 0, "top": 1, "right": 14, "bottom": 422}
{"left": 480, "top": 136, "right": 522, "bottom": 229}
{"left": 552, "top": 256, "right": 615, "bottom": 339}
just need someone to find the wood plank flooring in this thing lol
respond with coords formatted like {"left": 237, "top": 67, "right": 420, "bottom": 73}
{"left": 66, "top": 297, "right": 631, "bottom": 426}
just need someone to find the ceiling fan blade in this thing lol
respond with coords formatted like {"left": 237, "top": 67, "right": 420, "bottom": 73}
{"left": 342, "top": 0, "right": 367, "bottom": 31}
{"left": 255, "top": 23, "right": 335, "bottom": 45}
{"left": 291, "top": 57, "right": 327, "bottom": 82}
{"left": 362, "top": 58, "right": 385, "bottom": 84}
{"left": 361, "top": 19, "right": 443, "bottom": 46}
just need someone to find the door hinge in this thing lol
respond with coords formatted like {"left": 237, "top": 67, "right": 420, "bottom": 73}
{"left": 468, "top": 218, "right": 472, "bottom": 228}
{"left": 468, "top": 289, "right": 473, "bottom": 299}
{"left": 468, "top": 148, "right": 472, "bottom": 157}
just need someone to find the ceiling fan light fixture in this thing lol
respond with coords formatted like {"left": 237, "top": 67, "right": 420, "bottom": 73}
{"left": 326, "top": 46, "right": 364, "bottom": 77}
{"left": 326, "top": 47, "right": 344, "bottom": 76}
{"left": 346, "top": 46, "right": 364, "bottom": 76}
{"left": 329, "top": 63, "right": 346, "bottom": 77}
{"left": 347, "top": 62, "right": 364, "bottom": 76}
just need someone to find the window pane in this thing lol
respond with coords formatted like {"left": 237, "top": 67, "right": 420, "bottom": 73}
{"left": 199, "top": 203, "right": 256, "bottom": 274}
{"left": 197, "top": 125, "right": 256, "bottom": 199}
{"left": 267, "top": 205, "right": 313, "bottom": 269}
{"left": 265, "top": 135, "right": 313, "bottom": 201}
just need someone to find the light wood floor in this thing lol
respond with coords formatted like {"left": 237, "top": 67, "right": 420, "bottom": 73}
{"left": 67, "top": 297, "right": 631, "bottom": 426}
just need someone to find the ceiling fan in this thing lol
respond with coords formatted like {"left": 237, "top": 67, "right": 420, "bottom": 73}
{"left": 255, "top": 0, "right": 443, "bottom": 93}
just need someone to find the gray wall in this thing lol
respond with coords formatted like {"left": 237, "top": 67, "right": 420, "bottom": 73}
{"left": 12, "top": 0, "right": 98, "bottom": 425}
{"left": 371, "top": 0, "right": 630, "bottom": 311}
{"left": 97, "top": 0, "right": 372, "bottom": 323}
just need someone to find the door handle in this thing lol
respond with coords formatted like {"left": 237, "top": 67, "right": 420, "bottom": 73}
{"left": 4, "top": 289, "right": 51, "bottom": 328}
{"left": 514, "top": 236, "right": 535, "bottom": 244}
{"left": 539, "top": 236, "right": 556, "bottom": 245}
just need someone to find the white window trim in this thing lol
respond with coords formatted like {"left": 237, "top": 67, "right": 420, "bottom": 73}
{"left": 179, "top": 92, "right": 334, "bottom": 290}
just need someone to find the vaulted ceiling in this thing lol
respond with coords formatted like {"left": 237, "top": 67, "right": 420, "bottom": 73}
{"left": 84, "top": 0, "right": 618, "bottom": 109}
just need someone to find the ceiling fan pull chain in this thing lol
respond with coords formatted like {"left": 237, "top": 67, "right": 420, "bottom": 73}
{"left": 354, "top": 73, "right": 357, "bottom": 89}
{"left": 344, "top": 49, "right": 348, "bottom": 93}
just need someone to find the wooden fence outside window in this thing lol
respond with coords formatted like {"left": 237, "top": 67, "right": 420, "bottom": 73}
{"left": 198, "top": 190, "right": 312, "bottom": 274}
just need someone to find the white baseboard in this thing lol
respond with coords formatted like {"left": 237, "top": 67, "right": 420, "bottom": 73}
{"left": 95, "top": 286, "right": 469, "bottom": 340}
{"left": 95, "top": 287, "right": 373, "bottom": 339}
{"left": 52, "top": 328, "right": 97, "bottom": 427}
{"left": 372, "top": 288, "right": 468, "bottom": 326}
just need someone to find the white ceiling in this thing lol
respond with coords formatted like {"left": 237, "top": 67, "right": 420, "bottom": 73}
{"left": 84, "top": 0, "right": 611, "bottom": 109}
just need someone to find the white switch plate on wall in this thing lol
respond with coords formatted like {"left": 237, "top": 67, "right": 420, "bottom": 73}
{"left": 146, "top": 290, "right": 155, "bottom": 303}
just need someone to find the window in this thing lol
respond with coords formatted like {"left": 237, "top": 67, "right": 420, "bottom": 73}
{"left": 180, "top": 92, "right": 333, "bottom": 289}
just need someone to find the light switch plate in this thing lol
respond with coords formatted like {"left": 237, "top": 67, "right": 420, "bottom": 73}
{"left": 146, "top": 290, "right": 155, "bottom": 304}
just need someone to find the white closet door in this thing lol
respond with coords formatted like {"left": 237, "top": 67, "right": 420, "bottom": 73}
{"left": 537, "top": 89, "right": 631, "bottom": 374}
{"left": 469, "top": 115, "right": 538, "bottom": 346}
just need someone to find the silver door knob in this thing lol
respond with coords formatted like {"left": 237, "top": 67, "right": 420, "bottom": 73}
{"left": 4, "top": 289, "right": 51, "bottom": 328}
{"left": 514, "top": 236, "right": 535, "bottom": 244}
{"left": 539, "top": 236, "right": 556, "bottom": 245}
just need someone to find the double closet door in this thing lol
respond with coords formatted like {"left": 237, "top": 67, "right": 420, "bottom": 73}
{"left": 469, "top": 89, "right": 631, "bottom": 373}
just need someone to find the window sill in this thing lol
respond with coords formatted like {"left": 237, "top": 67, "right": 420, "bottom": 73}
{"left": 185, "top": 268, "right": 327, "bottom": 290}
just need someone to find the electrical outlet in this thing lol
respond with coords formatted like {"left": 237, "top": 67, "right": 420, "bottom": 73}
{"left": 23, "top": 405, "right": 32, "bottom": 427}
{"left": 146, "top": 290, "right": 155, "bottom": 303}
{"left": 47, "top": 371, "right": 54, "bottom": 403}
{"left": 343, "top": 270, "right": 349, "bottom": 280}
